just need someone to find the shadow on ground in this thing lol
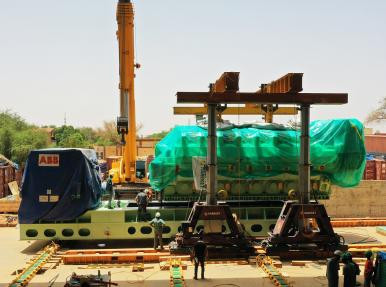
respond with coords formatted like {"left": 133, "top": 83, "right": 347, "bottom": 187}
{"left": 21, "top": 240, "right": 50, "bottom": 254}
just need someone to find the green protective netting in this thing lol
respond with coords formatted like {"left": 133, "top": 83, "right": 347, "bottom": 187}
{"left": 149, "top": 119, "right": 366, "bottom": 191}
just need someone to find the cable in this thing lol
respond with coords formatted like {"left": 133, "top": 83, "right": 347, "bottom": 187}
{"left": 47, "top": 273, "right": 59, "bottom": 287}
{"left": 126, "top": 269, "right": 162, "bottom": 284}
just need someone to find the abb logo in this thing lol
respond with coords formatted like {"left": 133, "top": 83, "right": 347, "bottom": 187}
{"left": 38, "top": 154, "right": 60, "bottom": 167}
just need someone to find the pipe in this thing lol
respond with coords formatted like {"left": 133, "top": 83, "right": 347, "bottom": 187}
{"left": 206, "top": 104, "right": 217, "bottom": 205}
{"left": 299, "top": 104, "right": 310, "bottom": 204}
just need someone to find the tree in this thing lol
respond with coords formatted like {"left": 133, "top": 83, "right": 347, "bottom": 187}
{"left": 0, "top": 128, "right": 13, "bottom": 159}
{"left": 61, "top": 133, "right": 90, "bottom": 148}
{"left": 11, "top": 129, "right": 50, "bottom": 164}
{"left": 95, "top": 121, "right": 120, "bottom": 145}
{"left": 365, "top": 97, "right": 386, "bottom": 123}
{"left": 53, "top": 125, "right": 90, "bottom": 148}
{"left": 0, "top": 110, "right": 29, "bottom": 132}
{"left": 79, "top": 127, "right": 98, "bottom": 143}
{"left": 145, "top": 129, "right": 171, "bottom": 139}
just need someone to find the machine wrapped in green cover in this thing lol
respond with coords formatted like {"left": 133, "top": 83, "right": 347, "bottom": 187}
{"left": 149, "top": 119, "right": 366, "bottom": 192}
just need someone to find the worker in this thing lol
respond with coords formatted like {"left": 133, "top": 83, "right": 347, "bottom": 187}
{"left": 193, "top": 231, "right": 208, "bottom": 280}
{"left": 326, "top": 250, "right": 342, "bottom": 287}
{"left": 342, "top": 252, "right": 356, "bottom": 287}
{"left": 106, "top": 174, "right": 114, "bottom": 209}
{"left": 149, "top": 212, "right": 165, "bottom": 250}
{"left": 347, "top": 252, "right": 361, "bottom": 285}
{"left": 364, "top": 250, "right": 374, "bottom": 287}
{"left": 115, "top": 189, "right": 121, "bottom": 208}
{"left": 372, "top": 253, "right": 381, "bottom": 286}
{"left": 146, "top": 188, "right": 153, "bottom": 202}
{"left": 135, "top": 190, "right": 149, "bottom": 221}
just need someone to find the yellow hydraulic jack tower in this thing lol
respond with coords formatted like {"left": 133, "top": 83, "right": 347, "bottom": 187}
{"left": 112, "top": 0, "right": 146, "bottom": 185}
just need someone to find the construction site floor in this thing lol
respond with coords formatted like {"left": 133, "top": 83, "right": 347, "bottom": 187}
{"left": 1, "top": 226, "right": 385, "bottom": 287}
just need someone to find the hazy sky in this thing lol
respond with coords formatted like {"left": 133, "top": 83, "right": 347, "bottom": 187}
{"left": 1, "top": 0, "right": 385, "bottom": 135}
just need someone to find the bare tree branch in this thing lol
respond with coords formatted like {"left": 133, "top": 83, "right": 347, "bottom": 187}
{"left": 365, "top": 97, "right": 386, "bottom": 124}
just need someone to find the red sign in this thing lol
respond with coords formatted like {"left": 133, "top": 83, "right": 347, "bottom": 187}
{"left": 38, "top": 154, "right": 60, "bottom": 167}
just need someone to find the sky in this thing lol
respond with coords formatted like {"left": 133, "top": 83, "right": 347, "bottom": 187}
{"left": 0, "top": 0, "right": 385, "bottom": 135}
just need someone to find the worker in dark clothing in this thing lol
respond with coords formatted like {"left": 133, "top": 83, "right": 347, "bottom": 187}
{"left": 135, "top": 190, "right": 148, "bottom": 221}
{"left": 326, "top": 250, "right": 342, "bottom": 287}
{"left": 342, "top": 252, "right": 356, "bottom": 287}
{"left": 106, "top": 174, "right": 114, "bottom": 209}
{"left": 364, "top": 250, "right": 374, "bottom": 287}
{"left": 372, "top": 253, "right": 381, "bottom": 286}
{"left": 193, "top": 232, "right": 208, "bottom": 280}
{"left": 149, "top": 212, "right": 165, "bottom": 250}
{"left": 347, "top": 252, "right": 361, "bottom": 286}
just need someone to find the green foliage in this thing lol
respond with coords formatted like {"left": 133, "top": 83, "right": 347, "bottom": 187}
{"left": 11, "top": 129, "right": 49, "bottom": 164}
{"left": 53, "top": 125, "right": 91, "bottom": 148}
{"left": 0, "top": 111, "right": 50, "bottom": 165}
{"left": 0, "top": 110, "right": 29, "bottom": 131}
{"left": 78, "top": 127, "right": 98, "bottom": 143}
{"left": 145, "top": 129, "right": 171, "bottom": 139}
{"left": 0, "top": 128, "right": 14, "bottom": 159}
{"left": 95, "top": 121, "right": 121, "bottom": 146}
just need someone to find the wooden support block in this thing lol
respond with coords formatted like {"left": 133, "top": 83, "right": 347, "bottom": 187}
{"left": 159, "top": 255, "right": 191, "bottom": 262}
{"left": 273, "top": 260, "right": 282, "bottom": 268}
{"left": 291, "top": 260, "right": 312, "bottom": 266}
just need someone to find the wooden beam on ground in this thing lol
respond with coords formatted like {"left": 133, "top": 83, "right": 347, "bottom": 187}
{"left": 62, "top": 248, "right": 171, "bottom": 265}
{"left": 176, "top": 92, "right": 348, "bottom": 105}
{"left": 173, "top": 106, "right": 297, "bottom": 115}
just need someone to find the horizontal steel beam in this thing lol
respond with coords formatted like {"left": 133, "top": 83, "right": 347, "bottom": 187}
{"left": 176, "top": 92, "right": 348, "bottom": 105}
{"left": 257, "top": 73, "right": 303, "bottom": 94}
{"left": 173, "top": 106, "right": 298, "bottom": 115}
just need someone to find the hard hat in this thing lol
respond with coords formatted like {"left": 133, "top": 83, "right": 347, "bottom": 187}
{"left": 334, "top": 250, "right": 343, "bottom": 256}
{"left": 155, "top": 212, "right": 161, "bottom": 218}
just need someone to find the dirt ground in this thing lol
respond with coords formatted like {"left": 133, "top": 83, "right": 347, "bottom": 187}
{"left": 1, "top": 226, "right": 385, "bottom": 287}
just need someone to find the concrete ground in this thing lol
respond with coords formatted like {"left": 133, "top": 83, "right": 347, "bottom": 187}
{"left": 1, "top": 226, "right": 385, "bottom": 287}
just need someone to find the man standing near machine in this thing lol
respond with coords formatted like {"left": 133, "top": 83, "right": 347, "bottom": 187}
{"left": 106, "top": 174, "right": 115, "bottom": 209}
{"left": 150, "top": 212, "right": 165, "bottom": 250}
{"left": 193, "top": 231, "right": 208, "bottom": 280}
{"left": 326, "top": 250, "right": 342, "bottom": 287}
{"left": 135, "top": 190, "right": 149, "bottom": 221}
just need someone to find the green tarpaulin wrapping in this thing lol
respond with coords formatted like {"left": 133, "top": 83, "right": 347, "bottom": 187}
{"left": 149, "top": 119, "right": 366, "bottom": 192}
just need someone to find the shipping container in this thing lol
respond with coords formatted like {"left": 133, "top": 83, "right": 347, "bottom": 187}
{"left": 376, "top": 160, "right": 386, "bottom": 180}
{"left": 363, "top": 160, "right": 376, "bottom": 180}
{"left": 362, "top": 159, "right": 386, "bottom": 180}
{"left": 365, "top": 135, "right": 386, "bottom": 154}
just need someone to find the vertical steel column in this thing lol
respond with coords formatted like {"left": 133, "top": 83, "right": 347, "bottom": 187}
{"left": 299, "top": 104, "right": 310, "bottom": 204}
{"left": 206, "top": 104, "right": 217, "bottom": 205}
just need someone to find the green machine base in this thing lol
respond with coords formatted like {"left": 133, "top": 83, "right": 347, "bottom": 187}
{"left": 20, "top": 200, "right": 282, "bottom": 241}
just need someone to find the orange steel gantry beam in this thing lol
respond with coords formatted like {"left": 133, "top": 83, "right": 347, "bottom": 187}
{"left": 173, "top": 72, "right": 300, "bottom": 122}
{"left": 254, "top": 73, "right": 303, "bottom": 123}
